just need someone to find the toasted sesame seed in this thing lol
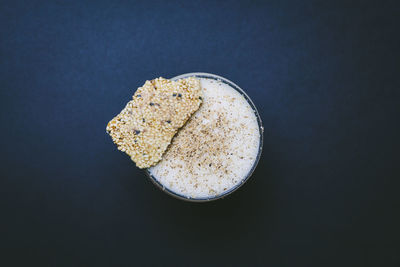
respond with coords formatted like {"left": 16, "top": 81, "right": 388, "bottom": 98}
{"left": 106, "top": 77, "right": 202, "bottom": 168}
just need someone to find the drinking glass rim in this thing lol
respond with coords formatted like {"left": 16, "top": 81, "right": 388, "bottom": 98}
{"left": 144, "top": 72, "right": 264, "bottom": 202}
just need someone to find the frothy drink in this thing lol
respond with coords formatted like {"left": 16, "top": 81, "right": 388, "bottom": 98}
{"left": 148, "top": 76, "right": 261, "bottom": 200}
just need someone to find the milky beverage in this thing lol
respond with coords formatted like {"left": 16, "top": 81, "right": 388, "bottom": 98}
{"left": 148, "top": 78, "right": 260, "bottom": 199}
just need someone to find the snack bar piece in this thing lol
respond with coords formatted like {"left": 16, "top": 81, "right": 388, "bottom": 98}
{"left": 106, "top": 77, "right": 202, "bottom": 168}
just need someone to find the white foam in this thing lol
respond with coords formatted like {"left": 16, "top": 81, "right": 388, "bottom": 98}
{"left": 149, "top": 78, "right": 260, "bottom": 199}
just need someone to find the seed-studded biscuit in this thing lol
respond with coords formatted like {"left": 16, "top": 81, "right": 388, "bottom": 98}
{"left": 106, "top": 77, "right": 202, "bottom": 168}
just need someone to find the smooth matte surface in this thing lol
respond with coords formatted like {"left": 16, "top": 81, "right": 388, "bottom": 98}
{"left": 1, "top": 0, "right": 399, "bottom": 266}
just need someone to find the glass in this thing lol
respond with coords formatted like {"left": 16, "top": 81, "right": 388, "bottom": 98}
{"left": 145, "top": 73, "right": 264, "bottom": 202}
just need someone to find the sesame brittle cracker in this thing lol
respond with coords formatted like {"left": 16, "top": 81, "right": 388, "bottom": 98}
{"left": 106, "top": 77, "right": 202, "bottom": 168}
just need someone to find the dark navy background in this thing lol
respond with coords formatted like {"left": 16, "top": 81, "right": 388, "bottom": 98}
{"left": 1, "top": 0, "right": 399, "bottom": 266}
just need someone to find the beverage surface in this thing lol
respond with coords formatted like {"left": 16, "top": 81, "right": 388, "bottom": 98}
{"left": 149, "top": 78, "right": 260, "bottom": 199}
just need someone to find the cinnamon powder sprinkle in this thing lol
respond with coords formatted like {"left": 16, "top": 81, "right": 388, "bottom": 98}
{"left": 149, "top": 78, "right": 260, "bottom": 198}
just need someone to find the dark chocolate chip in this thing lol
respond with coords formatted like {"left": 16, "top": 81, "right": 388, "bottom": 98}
{"left": 166, "top": 120, "right": 171, "bottom": 123}
{"left": 142, "top": 118, "right": 145, "bottom": 123}
{"left": 149, "top": 102, "right": 154, "bottom": 106}
{"left": 199, "top": 96, "right": 202, "bottom": 100}
{"left": 177, "top": 93, "right": 182, "bottom": 97}
{"left": 136, "top": 94, "right": 141, "bottom": 97}
{"left": 172, "top": 93, "right": 177, "bottom": 97}
{"left": 134, "top": 130, "right": 141, "bottom": 135}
